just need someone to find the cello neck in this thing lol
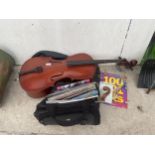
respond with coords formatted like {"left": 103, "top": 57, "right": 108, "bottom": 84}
{"left": 67, "top": 59, "right": 120, "bottom": 66}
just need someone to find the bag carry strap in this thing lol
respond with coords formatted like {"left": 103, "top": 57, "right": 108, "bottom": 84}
{"left": 32, "top": 51, "right": 68, "bottom": 60}
{"left": 54, "top": 113, "right": 85, "bottom": 126}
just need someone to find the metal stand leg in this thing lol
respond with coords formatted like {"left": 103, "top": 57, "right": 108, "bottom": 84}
{"left": 146, "top": 80, "right": 155, "bottom": 94}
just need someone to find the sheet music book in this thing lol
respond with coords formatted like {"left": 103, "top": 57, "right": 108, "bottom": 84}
{"left": 99, "top": 72, "right": 128, "bottom": 108}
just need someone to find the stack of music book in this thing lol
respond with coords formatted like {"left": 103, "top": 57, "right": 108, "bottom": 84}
{"left": 46, "top": 80, "right": 99, "bottom": 104}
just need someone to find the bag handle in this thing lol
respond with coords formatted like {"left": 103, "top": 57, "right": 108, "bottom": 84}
{"left": 32, "top": 51, "right": 67, "bottom": 60}
{"left": 54, "top": 113, "right": 85, "bottom": 126}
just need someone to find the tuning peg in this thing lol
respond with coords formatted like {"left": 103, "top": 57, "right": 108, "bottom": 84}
{"left": 116, "top": 58, "right": 138, "bottom": 71}
{"left": 129, "top": 60, "right": 138, "bottom": 67}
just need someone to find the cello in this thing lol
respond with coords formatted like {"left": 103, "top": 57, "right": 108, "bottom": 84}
{"left": 19, "top": 51, "right": 137, "bottom": 98}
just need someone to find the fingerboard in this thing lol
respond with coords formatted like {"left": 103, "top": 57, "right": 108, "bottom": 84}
{"left": 67, "top": 59, "right": 120, "bottom": 66}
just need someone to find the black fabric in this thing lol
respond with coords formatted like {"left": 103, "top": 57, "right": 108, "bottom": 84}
{"left": 34, "top": 96, "right": 100, "bottom": 126}
{"left": 32, "top": 50, "right": 68, "bottom": 60}
{"left": 94, "top": 65, "right": 100, "bottom": 90}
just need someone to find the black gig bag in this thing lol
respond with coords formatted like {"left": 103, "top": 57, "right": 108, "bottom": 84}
{"left": 34, "top": 95, "right": 100, "bottom": 126}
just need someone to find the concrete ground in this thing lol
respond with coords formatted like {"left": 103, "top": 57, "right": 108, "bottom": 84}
{"left": 0, "top": 65, "right": 155, "bottom": 135}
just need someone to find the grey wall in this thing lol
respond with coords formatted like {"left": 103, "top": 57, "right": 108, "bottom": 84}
{"left": 0, "top": 19, "right": 154, "bottom": 64}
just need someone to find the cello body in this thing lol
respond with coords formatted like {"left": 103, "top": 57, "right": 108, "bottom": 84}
{"left": 19, "top": 52, "right": 97, "bottom": 98}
